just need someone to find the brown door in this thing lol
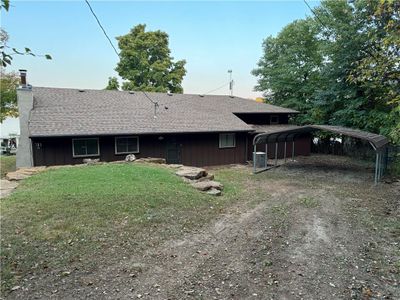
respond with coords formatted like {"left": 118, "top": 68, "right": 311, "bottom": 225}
{"left": 32, "top": 141, "right": 45, "bottom": 166}
{"left": 166, "top": 137, "right": 181, "bottom": 164}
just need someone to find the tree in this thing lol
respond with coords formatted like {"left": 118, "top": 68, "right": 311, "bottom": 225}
{"left": 253, "top": 0, "right": 399, "bottom": 143}
{"left": 115, "top": 24, "right": 186, "bottom": 93}
{"left": 0, "top": 0, "right": 52, "bottom": 67}
{"left": 347, "top": 0, "right": 400, "bottom": 143}
{"left": 105, "top": 76, "right": 119, "bottom": 90}
{"left": 0, "top": 71, "right": 19, "bottom": 122}
{"left": 252, "top": 18, "right": 323, "bottom": 124}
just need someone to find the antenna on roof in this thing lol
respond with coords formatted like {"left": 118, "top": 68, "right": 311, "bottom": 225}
{"left": 142, "top": 91, "right": 159, "bottom": 119}
{"left": 228, "top": 70, "right": 234, "bottom": 97}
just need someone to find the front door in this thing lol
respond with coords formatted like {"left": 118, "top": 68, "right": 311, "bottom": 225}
{"left": 32, "top": 141, "right": 45, "bottom": 166}
{"left": 166, "top": 138, "right": 181, "bottom": 164}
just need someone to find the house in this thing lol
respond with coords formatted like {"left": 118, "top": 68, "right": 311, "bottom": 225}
{"left": 0, "top": 134, "right": 19, "bottom": 155}
{"left": 16, "top": 70, "right": 311, "bottom": 168}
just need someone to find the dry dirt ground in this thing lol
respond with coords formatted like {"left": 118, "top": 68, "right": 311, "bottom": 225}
{"left": 6, "top": 155, "right": 400, "bottom": 299}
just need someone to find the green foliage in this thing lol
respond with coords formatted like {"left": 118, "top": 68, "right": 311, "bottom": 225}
{"left": 0, "top": 0, "right": 52, "bottom": 67}
{"left": 0, "top": 71, "right": 19, "bottom": 122}
{"left": 252, "top": 18, "right": 323, "bottom": 124}
{"left": 0, "top": 155, "right": 16, "bottom": 178}
{"left": 1, "top": 0, "right": 10, "bottom": 11}
{"left": 253, "top": 0, "right": 400, "bottom": 144}
{"left": 105, "top": 76, "right": 119, "bottom": 90}
{"left": 115, "top": 24, "right": 186, "bottom": 93}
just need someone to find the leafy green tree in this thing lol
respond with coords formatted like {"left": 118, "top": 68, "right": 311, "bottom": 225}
{"left": 347, "top": 0, "right": 400, "bottom": 142}
{"left": 105, "top": 76, "right": 119, "bottom": 90}
{"left": 0, "top": 71, "right": 19, "bottom": 122}
{"left": 253, "top": 0, "right": 399, "bottom": 143}
{"left": 252, "top": 18, "right": 323, "bottom": 124}
{"left": 115, "top": 24, "right": 186, "bottom": 93}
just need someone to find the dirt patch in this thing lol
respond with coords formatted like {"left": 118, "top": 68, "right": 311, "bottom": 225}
{"left": 6, "top": 155, "right": 400, "bottom": 299}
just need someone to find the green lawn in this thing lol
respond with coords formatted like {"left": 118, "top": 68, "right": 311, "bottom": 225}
{"left": 0, "top": 155, "right": 16, "bottom": 178}
{"left": 0, "top": 163, "right": 247, "bottom": 293}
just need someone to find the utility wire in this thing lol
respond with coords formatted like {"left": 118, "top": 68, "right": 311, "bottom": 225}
{"left": 85, "top": 0, "right": 120, "bottom": 58}
{"left": 162, "top": 81, "right": 231, "bottom": 108}
{"left": 142, "top": 91, "right": 158, "bottom": 105}
{"left": 202, "top": 82, "right": 230, "bottom": 95}
{"left": 302, "top": 0, "right": 377, "bottom": 60}
{"left": 303, "top": 0, "right": 328, "bottom": 29}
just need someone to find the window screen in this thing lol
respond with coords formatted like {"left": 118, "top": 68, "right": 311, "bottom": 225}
{"left": 219, "top": 133, "right": 236, "bottom": 148}
{"left": 72, "top": 138, "right": 99, "bottom": 157}
{"left": 115, "top": 137, "right": 139, "bottom": 154}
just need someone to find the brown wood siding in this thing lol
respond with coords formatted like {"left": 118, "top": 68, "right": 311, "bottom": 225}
{"left": 234, "top": 113, "right": 290, "bottom": 125}
{"left": 247, "top": 134, "right": 311, "bottom": 160}
{"left": 32, "top": 132, "right": 248, "bottom": 167}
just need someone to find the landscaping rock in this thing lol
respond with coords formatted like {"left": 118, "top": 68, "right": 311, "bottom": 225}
{"left": 83, "top": 158, "right": 100, "bottom": 165}
{"left": 0, "top": 179, "right": 19, "bottom": 198}
{"left": 168, "top": 164, "right": 184, "bottom": 168}
{"left": 136, "top": 157, "right": 166, "bottom": 164}
{"left": 207, "top": 188, "right": 222, "bottom": 196}
{"left": 176, "top": 166, "right": 207, "bottom": 180}
{"left": 18, "top": 166, "right": 46, "bottom": 175}
{"left": 190, "top": 180, "right": 223, "bottom": 191}
{"left": 197, "top": 173, "right": 214, "bottom": 182}
{"left": 6, "top": 172, "right": 30, "bottom": 181}
{"left": 6, "top": 166, "right": 47, "bottom": 181}
{"left": 125, "top": 154, "right": 136, "bottom": 162}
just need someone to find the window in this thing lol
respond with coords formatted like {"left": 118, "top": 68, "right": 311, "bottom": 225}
{"left": 219, "top": 133, "right": 236, "bottom": 148}
{"left": 72, "top": 138, "right": 99, "bottom": 157}
{"left": 270, "top": 115, "right": 279, "bottom": 125}
{"left": 115, "top": 136, "right": 139, "bottom": 154}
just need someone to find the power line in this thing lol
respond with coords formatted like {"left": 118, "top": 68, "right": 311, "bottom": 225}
{"left": 302, "top": 0, "right": 377, "bottom": 60}
{"left": 161, "top": 81, "right": 231, "bottom": 108}
{"left": 303, "top": 0, "right": 328, "bottom": 29}
{"left": 142, "top": 91, "right": 159, "bottom": 118}
{"left": 142, "top": 91, "right": 158, "bottom": 104}
{"left": 84, "top": 0, "right": 119, "bottom": 58}
{"left": 202, "top": 82, "right": 230, "bottom": 95}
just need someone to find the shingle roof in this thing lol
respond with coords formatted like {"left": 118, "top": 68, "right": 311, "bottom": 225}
{"left": 29, "top": 87, "right": 298, "bottom": 137}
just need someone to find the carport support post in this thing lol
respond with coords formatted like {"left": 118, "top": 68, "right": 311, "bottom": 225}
{"left": 265, "top": 143, "right": 268, "bottom": 168}
{"left": 284, "top": 141, "right": 287, "bottom": 163}
{"left": 292, "top": 140, "right": 295, "bottom": 161}
{"left": 275, "top": 142, "right": 278, "bottom": 166}
{"left": 379, "top": 150, "right": 384, "bottom": 180}
{"left": 253, "top": 144, "right": 257, "bottom": 174}
{"left": 374, "top": 151, "right": 379, "bottom": 184}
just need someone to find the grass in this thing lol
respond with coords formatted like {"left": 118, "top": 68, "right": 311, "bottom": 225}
{"left": 0, "top": 155, "right": 16, "bottom": 178}
{"left": 0, "top": 163, "right": 247, "bottom": 293}
{"left": 299, "top": 196, "right": 319, "bottom": 208}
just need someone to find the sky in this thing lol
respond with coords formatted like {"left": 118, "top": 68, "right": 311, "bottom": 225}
{"left": 1, "top": 0, "right": 319, "bottom": 136}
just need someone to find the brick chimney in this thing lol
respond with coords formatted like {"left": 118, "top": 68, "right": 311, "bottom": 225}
{"left": 16, "top": 69, "right": 34, "bottom": 168}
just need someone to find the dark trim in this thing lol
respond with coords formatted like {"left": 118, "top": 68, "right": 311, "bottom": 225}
{"left": 29, "top": 129, "right": 254, "bottom": 139}
{"left": 232, "top": 112, "right": 299, "bottom": 115}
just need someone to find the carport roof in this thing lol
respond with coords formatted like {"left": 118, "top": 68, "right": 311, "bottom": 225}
{"left": 253, "top": 125, "right": 389, "bottom": 150}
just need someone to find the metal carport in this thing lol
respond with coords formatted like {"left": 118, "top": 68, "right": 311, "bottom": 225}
{"left": 252, "top": 125, "right": 389, "bottom": 184}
